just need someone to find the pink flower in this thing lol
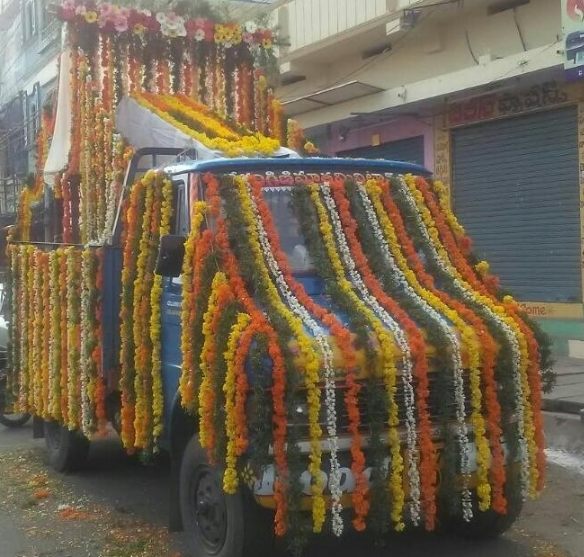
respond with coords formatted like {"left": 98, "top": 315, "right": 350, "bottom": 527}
{"left": 145, "top": 16, "right": 160, "bottom": 32}
{"left": 59, "top": 0, "right": 76, "bottom": 20}
{"left": 98, "top": 2, "right": 114, "bottom": 19}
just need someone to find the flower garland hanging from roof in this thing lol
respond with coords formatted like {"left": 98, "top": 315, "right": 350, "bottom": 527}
{"left": 57, "top": 1, "right": 275, "bottom": 48}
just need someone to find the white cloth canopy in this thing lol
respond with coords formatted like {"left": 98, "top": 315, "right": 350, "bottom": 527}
{"left": 43, "top": 47, "right": 72, "bottom": 185}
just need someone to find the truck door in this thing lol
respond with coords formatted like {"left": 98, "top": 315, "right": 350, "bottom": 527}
{"left": 160, "top": 177, "right": 188, "bottom": 444}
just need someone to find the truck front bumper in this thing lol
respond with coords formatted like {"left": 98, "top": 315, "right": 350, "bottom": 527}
{"left": 246, "top": 436, "right": 511, "bottom": 510}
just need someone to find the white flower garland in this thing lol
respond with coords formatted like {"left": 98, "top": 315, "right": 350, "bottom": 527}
{"left": 99, "top": 132, "right": 121, "bottom": 244}
{"left": 393, "top": 175, "right": 530, "bottom": 500}
{"left": 244, "top": 183, "right": 345, "bottom": 536}
{"left": 320, "top": 183, "right": 423, "bottom": 525}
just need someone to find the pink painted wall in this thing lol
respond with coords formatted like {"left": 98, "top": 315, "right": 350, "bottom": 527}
{"left": 320, "top": 116, "right": 435, "bottom": 172}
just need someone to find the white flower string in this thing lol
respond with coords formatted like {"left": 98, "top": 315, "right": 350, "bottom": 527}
{"left": 99, "top": 133, "right": 120, "bottom": 243}
{"left": 393, "top": 175, "right": 530, "bottom": 500}
{"left": 244, "top": 182, "right": 345, "bottom": 536}
{"left": 320, "top": 183, "right": 423, "bottom": 525}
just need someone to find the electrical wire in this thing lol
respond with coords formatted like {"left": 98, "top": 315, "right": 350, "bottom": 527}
{"left": 513, "top": 7, "right": 527, "bottom": 52}
{"left": 487, "top": 39, "right": 561, "bottom": 85}
{"left": 465, "top": 29, "right": 479, "bottom": 65}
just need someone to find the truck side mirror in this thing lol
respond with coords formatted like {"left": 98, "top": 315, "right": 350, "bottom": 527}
{"left": 156, "top": 235, "right": 185, "bottom": 277}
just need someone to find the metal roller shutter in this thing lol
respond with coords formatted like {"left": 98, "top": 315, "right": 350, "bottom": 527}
{"left": 452, "top": 107, "right": 580, "bottom": 303}
{"left": 338, "top": 135, "right": 425, "bottom": 165}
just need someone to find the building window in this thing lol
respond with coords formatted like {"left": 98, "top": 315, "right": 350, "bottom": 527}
{"left": 24, "top": 0, "right": 37, "bottom": 41}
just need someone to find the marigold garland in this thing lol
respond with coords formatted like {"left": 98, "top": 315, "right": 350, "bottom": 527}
{"left": 328, "top": 179, "right": 436, "bottom": 527}
{"left": 119, "top": 173, "right": 145, "bottom": 450}
{"left": 411, "top": 175, "right": 543, "bottom": 492}
{"left": 200, "top": 173, "right": 291, "bottom": 536}
{"left": 8, "top": 245, "right": 103, "bottom": 433}
{"left": 29, "top": 3, "right": 289, "bottom": 247}
{"left": 118, "top": 171, "right": 177, "bottom": 451}
{"left": 223, "top": 312, "right": 252, "bottom": 493}
{"left": 307, "top": 184, "right": 407, "bottom": 530}
{"left": 400, "top": 175, "right": 536, "bottom": 498}
{"left": 421, "top": 178, "right": 546, "bottom": 494}
{"left": 357, "top": 181, "right": 490, "bottom": 515}
{"left": 132, "top": 92, "right": 281, "bottom": 158}
{"left": 227, "top": 176, "right": 326, "bottom": 533}
{"left": 198, "top": 272, "right": 234, "bottom": 456}
{"left": 375, "top": 179, "right": 507, "bottom": 514}
{"left": 247, "top": 176, "right": 370, "bottom": 531}
{"left": 179, "top": 200, "right": 208, "bottom": 414}
{"left": 150, "top": 177, "right": 173, "bottom": 444}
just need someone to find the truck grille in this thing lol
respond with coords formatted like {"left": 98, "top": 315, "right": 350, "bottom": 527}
{"left": 288, "top": 372, "right": 472, "bottom": 439}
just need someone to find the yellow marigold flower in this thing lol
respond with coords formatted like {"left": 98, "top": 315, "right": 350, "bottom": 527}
{"left": 475, "top": 260, "right": 490, "bottom": 277}
{"left": 84, "top": 11, "right": 98, "bottom": 23}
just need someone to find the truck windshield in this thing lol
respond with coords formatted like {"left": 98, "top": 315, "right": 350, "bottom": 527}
{"left": 261, "top": 187, "right": 314, "bottom": 274}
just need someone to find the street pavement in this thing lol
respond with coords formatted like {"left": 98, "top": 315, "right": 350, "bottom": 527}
{"left": 543, "top": 357, "right": 584, "bottom": 415}
{"left": 1, "top": 421, "right": 583, "bottom": 557}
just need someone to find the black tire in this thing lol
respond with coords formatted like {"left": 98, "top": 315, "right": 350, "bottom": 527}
{"left": 446, "top": 492, "right": 523, "bottom": 540}
{"left": 44, "top": 420, "right": 90, "bottom": 473}
{"left": 0, "top": 379, "right": 30, "bottom": 428}
{"left": 179, "top": 435, "right": 274, "bottom": 557}
{"left": 0, "top": 409, "right": 31, "bottom": 428}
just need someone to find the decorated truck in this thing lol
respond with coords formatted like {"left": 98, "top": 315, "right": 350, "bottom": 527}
{"left": 2, "top": 2, "right": 553, "bottom": 556}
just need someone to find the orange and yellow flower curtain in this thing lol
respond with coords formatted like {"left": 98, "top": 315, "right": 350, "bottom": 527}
{"left": 169, "top": 171, "right": 550, "bottom": 544}
{"left": 6, "top": 244, "right": 106, "bottom": 438}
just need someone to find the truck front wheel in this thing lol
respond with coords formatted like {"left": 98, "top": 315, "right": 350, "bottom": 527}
{"left": 179, "top": 436, "right": 274, "bottom": 557}
{"left": 44, "top": 420, "right": 90, "bottom": 473}
{"left": 446, "top": 493, "right": 523, "bottom": 539}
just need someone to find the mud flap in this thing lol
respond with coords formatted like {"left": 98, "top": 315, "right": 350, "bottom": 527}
{"left": 169, "top": 448, "right": 183, "bottom": 531}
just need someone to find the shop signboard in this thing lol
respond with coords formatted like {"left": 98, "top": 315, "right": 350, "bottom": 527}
{"left": 564, "top": 0, "right": 584, "bottom": 80}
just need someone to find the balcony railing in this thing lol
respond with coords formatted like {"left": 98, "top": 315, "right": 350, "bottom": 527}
{"left": 39, "top": 17, "right": 61, "bottom": 53}
{"left": 277, "top": 0, "right": 392, "bottom": 53}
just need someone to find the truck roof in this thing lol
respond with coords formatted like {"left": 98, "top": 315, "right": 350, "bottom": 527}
{"left": 163, "top": 157, "right": 431, "bottom": 177}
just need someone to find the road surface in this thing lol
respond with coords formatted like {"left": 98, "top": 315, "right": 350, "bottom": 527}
{"left": 1, "top": 421, "right": 582, "bottom": 557}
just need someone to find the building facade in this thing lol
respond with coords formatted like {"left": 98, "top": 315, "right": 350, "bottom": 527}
{"left": 273, "top": 0, "right": 583, "bottom": 356}
{"left": 0, "top": 0, "right": 60, "bottom": 218}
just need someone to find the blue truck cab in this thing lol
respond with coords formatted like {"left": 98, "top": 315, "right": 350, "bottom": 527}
{"left": 94, "top": 153, "right": 443, "bottom": 552}
{"left": 103, "top": 153, "right": 431, "bottom": 449}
